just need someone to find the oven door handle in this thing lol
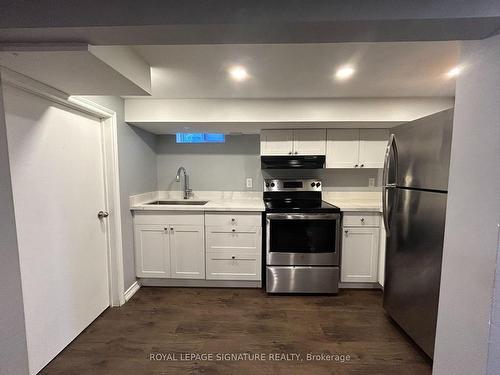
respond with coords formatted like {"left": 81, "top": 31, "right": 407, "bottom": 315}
{"left": 266, "top": 213, "right": 341, "bottom": 220}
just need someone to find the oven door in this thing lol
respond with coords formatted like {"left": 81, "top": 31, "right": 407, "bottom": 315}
{"left": 266, "top": 213, "right": 340, "bottom": 266}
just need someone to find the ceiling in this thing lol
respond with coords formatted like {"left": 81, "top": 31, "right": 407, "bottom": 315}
{"left": 129, "top": 41, "right": 460, "bottom": 99}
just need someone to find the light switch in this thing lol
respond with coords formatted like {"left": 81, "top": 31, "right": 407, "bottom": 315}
{"left": 246, "top": 178, "right": 253, "bottom": 188}
{"left": 368, "top": 178, "right": 375, "bottom": 187}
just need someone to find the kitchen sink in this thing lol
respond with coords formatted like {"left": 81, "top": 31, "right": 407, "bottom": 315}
{"left": 146, "top": 200, "right": 208, "bottom": 206}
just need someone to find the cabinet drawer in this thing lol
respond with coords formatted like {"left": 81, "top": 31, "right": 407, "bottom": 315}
{"left": 343, "top": 212, "right": 380, "bottom": 227}
{"left": 206, "top": 227, "right": 261, "bottom": 253}
{"left": 205, "top": 212, "right": 261, "bottom": 227}
{"left": 134, "top": 211, "right": 204, "bottom": 226}
{"left": 206, "top": 251, "right": 261, "bottom": 281}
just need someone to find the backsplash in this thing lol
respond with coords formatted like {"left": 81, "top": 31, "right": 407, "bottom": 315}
{"left": 262, "top": 168, "right": 382, "bottom": 191}
{"left": 156, "top": 134, "right": 382, "bottom": 192}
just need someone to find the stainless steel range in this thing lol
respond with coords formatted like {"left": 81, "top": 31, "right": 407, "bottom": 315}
{"left": 264, "top": 179, "right": 341, "bottom": 294}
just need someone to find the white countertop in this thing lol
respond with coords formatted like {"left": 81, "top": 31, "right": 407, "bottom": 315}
{"left": 130, "top": 191, "right": 381, "bottom": 213}
{"left": 131, "top": 199, "right": 265, "bottom": 212}
{"left": 322, "top": 191, "right": 383, "bottom": 213}
{"left": 325, "top": 199, "right": 382, "bottom": 212}
{"left": 130, "top": 191, "right": 265, "bottom": 212}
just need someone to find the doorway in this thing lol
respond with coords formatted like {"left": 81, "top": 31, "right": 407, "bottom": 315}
{"left": 2, "top": 84, "right": 119, "bottom": 374}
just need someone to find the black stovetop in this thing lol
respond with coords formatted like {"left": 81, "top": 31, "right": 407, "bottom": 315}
{"left": 264, "top": 191, "right": 340, "bottom": 213}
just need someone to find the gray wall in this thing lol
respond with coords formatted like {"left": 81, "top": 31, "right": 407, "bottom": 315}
{"left": 0, "top": 76, "right": 30, "bottom": 374}
{"left": 86, "top": 96, "right": 158, "bottom": 291}
{"left": 433, "top": 34, "right": 500, "bottom": 375}
{"left": 157, "top": 134, "right": 262, "bottom": 191}
{"left": 157, "top": 134, "right": 381, "bottom": 192}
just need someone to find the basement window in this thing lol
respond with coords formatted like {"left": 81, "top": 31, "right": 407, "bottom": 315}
{"left": 175, "top": 133, "right": 225, "bottom": 143}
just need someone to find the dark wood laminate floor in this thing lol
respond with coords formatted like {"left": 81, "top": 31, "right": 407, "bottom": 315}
{"left": 40, "top": 287, "right": 431, "bottom": 375}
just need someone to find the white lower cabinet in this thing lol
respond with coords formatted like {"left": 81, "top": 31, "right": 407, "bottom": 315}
{"left": 134, "top": 211, "right": 262, "bottom": 282}
{"left": 206, "top": 251, "right": 261, "bottom": 280}
{"left": 134, "top": 213, "right": 205, "bottom": 279}
{"left": 170, "top": 225, "right": 205, "bottom": 279}
{"left": 205, "top": 224, "right": 262, "bottom": 281}
{"left": 341, "top": 212, "right": 380, "bottom": 283}
{"left": 134, "top": 225, "right": 171, "bottom": 278}
{"left": 378, "top": 221, "right": 387, "bottom": 287}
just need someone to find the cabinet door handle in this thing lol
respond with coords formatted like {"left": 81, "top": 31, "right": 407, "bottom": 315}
{"left": 170, "top": 227, "right": 174, "bottom": 232}
{"left": 164, "top": 227, "right": 168, "bottom": 231}
{"left": 360, "top": 218, "right": 365, "bottom": 223}
{"left": 354, "top": 164, "right": 358, "bottom": 168}
{"left": 232, "top": 229, "right": 236, "bottom": 232}
{"left": 360, "top": 164, "right": 365, "bottom": 168}
{"left": 344, "top": 230, "right": 349, "bottom": 235}
{"left": 288, "top": 151, "right": 292, "bottom": 155}
{"left": 231, "top": 256, "right": 236, "bottom": 259}
{"left": 294, "top": 151, "right": 298, "bottom": 155}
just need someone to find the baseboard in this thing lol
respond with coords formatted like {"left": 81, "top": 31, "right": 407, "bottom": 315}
{"left": 124, "top": 280, "right": 141, "bottom": 302}
{"left": 140, "top": 278, "right": 262, "bottom": 288}
{"left": 339, "top": 282, "right": 382, "bottom": 289}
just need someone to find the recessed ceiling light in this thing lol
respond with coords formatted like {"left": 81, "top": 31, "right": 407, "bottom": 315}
{"left": 228, "top": 66, "right": 249, "bottom": 81}
{"left": 335, "top": 66, "right": 355, "bottom": 80}
{"left": 446, "top": 66, "right": 462, "bottom": 78}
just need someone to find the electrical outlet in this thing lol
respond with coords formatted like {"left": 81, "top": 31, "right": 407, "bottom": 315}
{"left": 246, "top": 178, "right": 253, "bottom": 188}
{"left": 368, "top": 178, "right": 375, "bottom": 187}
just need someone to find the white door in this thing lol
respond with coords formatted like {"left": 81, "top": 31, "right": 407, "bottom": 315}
{"left": 326, "top": 129, "right": 360, "bottom": 168}
{"left": 260, "top": 129, "right": 293, "bottom": 155}
{"left": 4, "top": 86, "right": 110, "bottom": 375}
{"left": 341, "top": 227, "right": 379, "bottom": 282}
{"left": 359, "top": 129, "right": 389, "bottom": 168}
{"left": 170, "top": 225, "right": 205, "bottom": 279}
{"left": 134, "top": 225, "right": 170, "bottom": 278}
{"left": 293, "top": 129, "right": 326, "bottom": 155}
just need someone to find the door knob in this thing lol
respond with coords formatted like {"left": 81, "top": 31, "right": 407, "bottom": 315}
{"left": 97, "top": 211, "right": 109, "bottom": 219}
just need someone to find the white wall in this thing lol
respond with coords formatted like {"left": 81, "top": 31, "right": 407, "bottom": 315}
{"left": 434, "top": 34, "right": 500, "bottom": 375}
{"left": 125, "top": 97, "right": 454, "bottom": 126}
{"left": 85, "top": 96, "right": 158, "bottom": 291}
{"left": 0, "top": 76, "right": 30, "bottom": 374}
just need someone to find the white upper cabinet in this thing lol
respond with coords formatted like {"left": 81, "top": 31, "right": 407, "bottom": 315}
{"left": 326, "top": 128, "right": 389, "bottom": 168}
{"left": 326, "top": 129, "right": 360, "bottom": 168}
{"left": 293, "top": 129, "right": 326, "bottom": 155}
{"left": 260, "top": 129, "right": 326, "bottom": 156}
{"left": 260, "top": 129, "right": 294, "bottom": 155}
{"left": 358, "top": 129, "right": 390, "bottom": 168}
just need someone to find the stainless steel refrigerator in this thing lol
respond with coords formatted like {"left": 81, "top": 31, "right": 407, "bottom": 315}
{"left": 382, "top": 108, "right": 454, "bottom": 359}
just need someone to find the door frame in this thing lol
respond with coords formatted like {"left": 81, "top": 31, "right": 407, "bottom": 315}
{"left": 1, "top": 67, "right": 126, "bottom": 306}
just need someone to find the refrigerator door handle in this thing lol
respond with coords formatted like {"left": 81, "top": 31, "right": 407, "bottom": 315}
{"left": 382, "top": 134, "right": 398, "bottom": 236}
{"left": 382, "top": 134, "right": 398, "bottom": 187}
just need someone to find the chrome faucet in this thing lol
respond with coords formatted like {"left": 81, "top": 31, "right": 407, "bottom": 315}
{"left": 176, "top": 166, "right": 192, "bottom": 199}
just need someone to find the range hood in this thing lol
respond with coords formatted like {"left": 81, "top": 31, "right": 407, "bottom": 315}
{"left": 261, "top": 155, "right": 325, "bottom": 169}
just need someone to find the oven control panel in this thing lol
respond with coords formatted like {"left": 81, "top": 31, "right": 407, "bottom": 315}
{"left": 264, "top": 179, "right": 322, "bottom": 192}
